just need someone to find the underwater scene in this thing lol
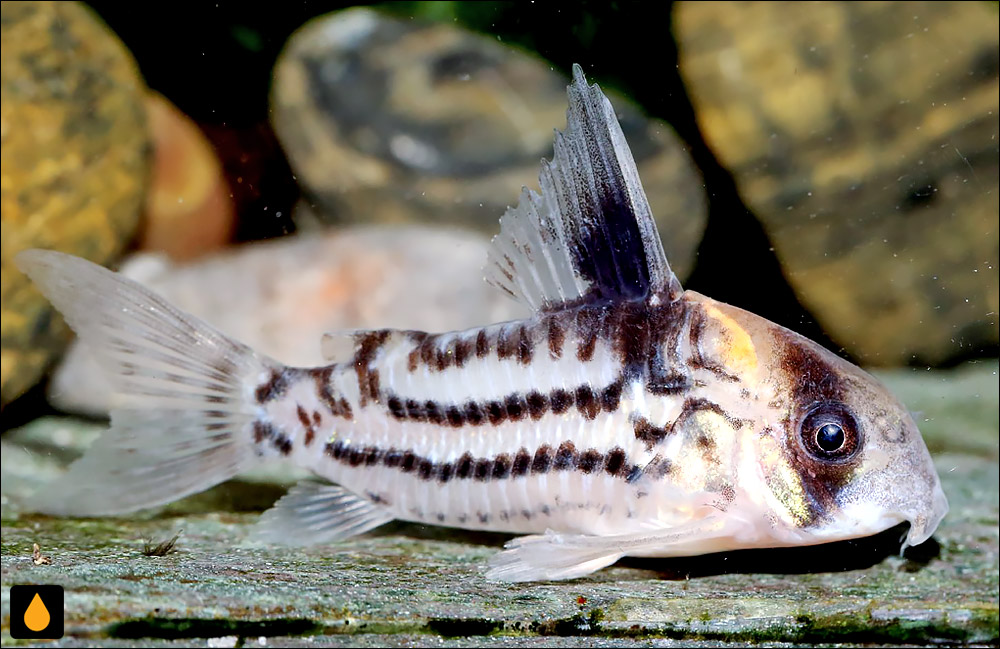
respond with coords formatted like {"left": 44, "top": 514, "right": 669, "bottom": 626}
{"left": 1, "top": 2, "right": 997, "bottom": 646}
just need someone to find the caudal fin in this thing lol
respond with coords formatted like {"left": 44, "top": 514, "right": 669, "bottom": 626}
{"left": 15, "top": 249, "right": 279, "bottom": 516}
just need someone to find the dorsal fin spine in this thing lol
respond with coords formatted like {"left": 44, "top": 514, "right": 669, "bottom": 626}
{"left": 484, "top": 63, "right": 681, "bottom": 312}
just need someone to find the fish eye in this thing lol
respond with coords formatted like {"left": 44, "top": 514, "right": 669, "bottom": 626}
{"left": 799, "top": 402, "right": 861, "bottom": 462}
{"left": 816, "top": 423, "right": 845, "bottom": 452}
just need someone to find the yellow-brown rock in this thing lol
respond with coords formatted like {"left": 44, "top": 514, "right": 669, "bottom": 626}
{"left": 675, "top": 1, "right": 998, "bottom": 365}
{"left": 138, "top": 92, "right": 234, "bottom": 261}
{"left": 271, "top": 8, "right": 706, "bottom": 282}
{"left": 0, "top": 1, "right": 149, "bottom": 406}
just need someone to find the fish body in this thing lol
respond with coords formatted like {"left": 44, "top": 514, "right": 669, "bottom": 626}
{"left": 17, "top": 65, "right": 947, "bottom": 581}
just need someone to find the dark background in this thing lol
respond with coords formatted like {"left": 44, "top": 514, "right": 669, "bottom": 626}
{"left": 85, "top": 1, "right": 843, "bottom": 355}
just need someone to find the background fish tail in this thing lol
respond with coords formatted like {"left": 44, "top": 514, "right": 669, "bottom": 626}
{"left": 15, "top": 249, "right": 279, "bottom": 516}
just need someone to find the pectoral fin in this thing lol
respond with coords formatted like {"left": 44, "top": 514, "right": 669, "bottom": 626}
{"left": 485, "top": 517, "right": 726, "bottom": 582}
{"left": 485, "top": 530, "right": 626, "bottom": 582}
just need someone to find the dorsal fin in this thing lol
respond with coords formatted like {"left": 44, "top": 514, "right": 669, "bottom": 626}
{"left": 485, "top": 64, "right": 681, "bottom": 312}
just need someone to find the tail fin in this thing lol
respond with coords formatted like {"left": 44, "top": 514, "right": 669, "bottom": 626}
{"left": 15, "top": 249, "right": 279, "bottom": 516}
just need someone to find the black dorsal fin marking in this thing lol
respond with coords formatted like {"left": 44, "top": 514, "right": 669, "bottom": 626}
{"left": 485, "top": 64, "right": 682, "bottom": 312}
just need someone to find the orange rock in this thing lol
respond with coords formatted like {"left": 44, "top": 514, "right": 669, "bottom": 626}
{"left": 139, "top": 92, "right": 234, "bottom": 260}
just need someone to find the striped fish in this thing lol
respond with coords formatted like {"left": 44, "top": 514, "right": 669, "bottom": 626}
{"left": 17, "top": 65, "right": 947, "bottom": 581}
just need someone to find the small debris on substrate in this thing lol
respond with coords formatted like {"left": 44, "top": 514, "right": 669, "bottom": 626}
{"left": 142, "top": 530, "right": 183, "bottom": 557}
{"left": 32, "top": 542, "right": 52, "bottom": 565}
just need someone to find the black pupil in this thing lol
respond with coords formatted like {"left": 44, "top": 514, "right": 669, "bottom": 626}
{"left": 816, "top": 423, "right": 845, "bottom": 452}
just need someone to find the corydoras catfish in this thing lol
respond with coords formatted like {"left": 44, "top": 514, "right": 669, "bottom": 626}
{"left": 17, "top": 65, "right": 947, "bottom": 581}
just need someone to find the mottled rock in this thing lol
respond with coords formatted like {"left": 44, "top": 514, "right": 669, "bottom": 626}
{"left": 272, "top": 8, "right": 706, "bottom": 281}
{"left": 0, "top": 1, "right": 149, "bottom": 405}
{"left": 49, "top": 225, "right": 529, "bottom": 416}
{"left": 675, "top": 1, "right": 999, "bottom": 365}
{"left": 138, "top": 92, "right": 234, "bottom": 261}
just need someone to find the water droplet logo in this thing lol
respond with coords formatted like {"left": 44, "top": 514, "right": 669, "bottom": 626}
{"left": 10, "top": 584, "right": 64, "bottom": 639}
{"left": 25, "top": 592, "right": 51, "bottom": 631}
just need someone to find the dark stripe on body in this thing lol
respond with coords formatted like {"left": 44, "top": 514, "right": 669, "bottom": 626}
{"left": 308, "top": 367, "right": 354, "bottom": 420}
{"left": 410, "top": 324, "right": 536, "bottom": 375}
{"left": 255, "top": 368, "right": 291, "bottom": 404}
{"left": 405, "top": 332, "right": 429, "bottom": 372}
{"left": 296, "top": 404, "right": 317, "bottom": 446}
{"left": 476, "top": 330, "right": 489, "bottom": 358}
{"left": 258, "top": 366, "right": 356, "bottom": 422}
{"left": 354, "top": 329, "right": 392, "bottom": 407}
{"left": 633, "top": 417, "right": 671, "bottom": 450}
{"left": 496, "top": 324, "right": 533, "bottom": 365}
{"left": 547, "top": 317, "right": 566, "bottom": 359}
{"left": 323, "top": 439, "right": 639, "bottom": 484}
{"left": 381, "top": 377, "right": 624, "bottom": 428}
{"left": 643, "top": 301, "right": 691, "bottom": 395}
{"left": 402, "top": 298, "right": 692, "bottom": 406}
{"left": 632, "top": 396, "right": 740, "bottom": 451}
{"left": 253, "top": 420, "right": 293, "bottom": 456}
{"left": 377, "top": 300, "right": 697, "bottom": 429}
{"left": 575, "top": 308, "right": 600, "bottom": 362}
{"left": 354, "top": 330, "right": 391, "bottom": 405}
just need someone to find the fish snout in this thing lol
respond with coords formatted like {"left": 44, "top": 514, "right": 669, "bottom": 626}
{"left": 904, "top": 480, "right": 949, "bottom": 549}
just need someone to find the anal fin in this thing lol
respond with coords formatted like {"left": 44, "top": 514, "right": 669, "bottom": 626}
{"left": 253, "top": 481, "right": 394, "bottom": 546}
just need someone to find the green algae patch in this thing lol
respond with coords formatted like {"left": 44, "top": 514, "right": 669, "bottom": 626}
{"left": 533, "top": 609, "right": 606, "bottom": 636}
{"left": 426, "top": 616, "right": 502, "bottom": 637}
{"left": 108, "top": 616, "right": 322, "bottom": 639}
{"left": 790, "top": 604, "right": 998, "bottom": 646}
{"left": 601, "top": 596, "right": 1000, "bottom": 645}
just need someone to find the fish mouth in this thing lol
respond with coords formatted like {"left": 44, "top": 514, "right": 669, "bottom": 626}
{"left": 902, "top": 484, "right": 949, "bottom": 549}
